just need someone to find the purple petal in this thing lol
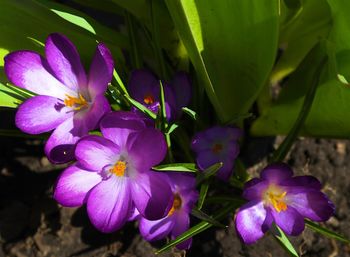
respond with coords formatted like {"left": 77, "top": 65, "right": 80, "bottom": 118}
{"left": 139, "top": 216, "right": 175, "bottom": 241}
{"left": 15, "top": 95, "right": 72, "bottom": 134}
{"left": 270, "top": 206, "right": 305, "bottom": 236}
{"left": 242, "top": 179, "right": 269, "bottom": 201}
{"left": 54, "top": 164, "right": 101, "bottom": 207}
{"left": 88, "top": 43, "right": 114, "bottom": 97}
{"left": 4, "top": 51, "right": 74, "bottom": 99}
{"left": 167, "top": 172, "right": 196, "bottom": 192}
{"left": 44, "top": 116, "right": 88, "bottom": 163}
{"left": 127, "top": 128, "right": 167, "bottom": 170}
{"left": 87, "top": 176, "right": 132, "bottom": 233}
{"left": 75, "top": 135, "right": 119, "bottom": 171}
{"left": 280, "top": 176, "right": 322, "bottom": 190}
{"left": 100, "top": 111, "right": 145, "bottom": 147}
{"left": 287, "top": 191, "right": 335, "bottom": 222}
{"left": 260, "top": 163, "right": 293, "bottom": 183}
{"left": 171, "top": 213, "right": 192, "bottom": 250}
{"left": 235, "top": 200, "right": 267, "bottom": 244}
{"left": 191, "top": 132, "right": 212, "bottom": 152}
{"left": 216, "top": 158, "right": 235, "bottom": 181}
{"left": 131, "top": 171, "right": 173, "bottom": 220}
{"left": 196, "top": 150, "right": 218, "bottom": 171}
{"left": 79, "top": 95, "right": 110, "bottom": 131}
{"left": 45, "top": 33, "right": 87, "bottom": 91}
{"left": 128, "top": 69, "right": 159, "bottom": 103}
{"left": 170, "top": 72, "right": 191, "bottom": 111}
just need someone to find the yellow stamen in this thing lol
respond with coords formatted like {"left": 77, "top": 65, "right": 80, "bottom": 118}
{"left": 268, "top": 191, "right": 287, "bottom": 213}
{"left": 143, "top": 94, "right": 155, "bottom": 105}
{"left": 64, "top": 93, "right": 88, "bottom": 110}
{"left": 110, "top": 161, "right": 127, "bottom": 177}
{"left": 168, "top": 193, "right": 182, "bottom": 216}
{"left": 212, "top": 143, "right": 223, "bottom": 153}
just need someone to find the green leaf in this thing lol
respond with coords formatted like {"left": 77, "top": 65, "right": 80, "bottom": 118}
{"left": 123, "top": 95, "right": 157, "bottom": 120}
{"left": 0, "top": 82, "right": 35, "bottom": 108}
{"left": 196, "top": 162, "right": 223, "bottom": 185}
{"left": 191, "top": 208, "right": 226, "bottom": 228}
{"left": 165, "top": 0, "right": 279, "bottom": 122}
{"left": 272, "top": 224, "right": 299, "bottom": 257}
{"left": 197, "top": 181, "right": 209, "bottom": 210}
{"left": 305, "top": 220, "right": 350, "bottom": 244}
{"left": 0, "top": 129, "right": 47, "bottom": 139}
{"left": 156, "top": 202, "right": 239, "bottom": 254}
{"left": 152, "top": 163, "right": 197, "bottom": 172}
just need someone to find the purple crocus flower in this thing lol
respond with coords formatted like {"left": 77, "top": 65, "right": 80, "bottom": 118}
{"left": 128, "top": 69, "right": 191, "bottom": 120}
{"left": 4, "top": 33, "right": 113, "bottom": 163}
{"left": 53, "top": 111, "right": 174, "bottom": 232}
{"left": 138, "top": 172, "right": 198, "bottom": 250}
{"left": 191, "top": 126, "right": 242, "bottom": 181}
{"left": 235, "top": 163, "right": 335, "bottom": 244}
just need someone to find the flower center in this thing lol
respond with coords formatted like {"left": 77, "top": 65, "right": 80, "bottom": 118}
{"left": 143, "top": 94, "right": 155, "bottom": 105}
{"left": 168, "top": 193, "right": 182, "bottom": 216}
{"left": 264, "top": 185, "right": 288, "bottom": 213}
{"left": 64, "top": 93, "right": 88, "bottom": 110}
{"left": 212, "top": 143, "right": 223, "bottom": 153}
{"left": 110, "top": 161, "right": 127, "bottom": 177}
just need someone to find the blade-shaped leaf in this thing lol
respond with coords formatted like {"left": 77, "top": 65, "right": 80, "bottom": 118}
{"left": 272, "top": 224, "right": 299, "bottom": 257}
{"left": 191, "top": 208, "right": 226, "bottom": 228}
{"left": 196, "top": 162, "right": 223, "bottom": 185}
{"left": 197, "top": 181, "right": 209, "bottom": 210}
{"left": 305, "top": 220, "right": 350, "bottom": 244}
{"left": 152, "top": 163, "right": 197, "bottom": 172}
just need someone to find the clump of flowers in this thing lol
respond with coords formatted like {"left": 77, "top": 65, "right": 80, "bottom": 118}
{"left": 235, "top": 163, "right": 335, "bottom": 244}
{"left": 191, "top": 126, "right": 242, "bottom": 181}
{"left": 4, "top": 33, "right": 113, "bottom": 163}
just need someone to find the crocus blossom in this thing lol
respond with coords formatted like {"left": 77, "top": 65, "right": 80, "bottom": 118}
{"left": 138, "top": 172, "right": 198, "bottom": 250}
{"left": 53, "top": 111, "right": 174, "bottom": 232}
{"left": 4, "top": 33, "right": 113, "bottom": 163}
{"left": 235, "top": 163, "right": 335, "bottom": 244}
{"left": 191, "top": 126, "right": 242, "bottom": 181}
{"left": 128, "top": 69, "right": 191, "bottom": 120}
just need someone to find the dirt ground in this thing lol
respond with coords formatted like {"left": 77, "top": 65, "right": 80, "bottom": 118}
{"left": 0, "top": 108, "right": 349, "bottom": 257}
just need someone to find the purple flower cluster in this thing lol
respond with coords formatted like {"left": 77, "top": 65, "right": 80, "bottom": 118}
{"left": 4, "top": 33, "right": 335, "bottom": 251}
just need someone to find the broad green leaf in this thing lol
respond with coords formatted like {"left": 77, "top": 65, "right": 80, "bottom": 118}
{"left": 305, "top": 220, "right": 350, "bottom": 244}
{"left": 272, "top": 224, "right": 299, "bottom": 257}
{"left": 270, "top": 0, "right": 332, "bottom": 83}
{"left": 165, "top": 0, "right": 279, "bottom": 122}
{"left": 0, "top": 0, "right": 126, "bottom": 84}
{"left": 152, "top": 163, "right": 197, "bottom": 172}
{"left": 252, "top": 0, "right": 350, "bottom": 137}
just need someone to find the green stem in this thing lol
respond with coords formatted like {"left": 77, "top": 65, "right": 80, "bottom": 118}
{"left": 270, "top": 56, "right": 327, "bottom": 163}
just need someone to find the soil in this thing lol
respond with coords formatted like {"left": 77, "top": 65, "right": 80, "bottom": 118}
{"left": 1, "top": 108, "right": 350, "bottom": 257}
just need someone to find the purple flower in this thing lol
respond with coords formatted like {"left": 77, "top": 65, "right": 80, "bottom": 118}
{"left": 191, "top": 126, "right": 242, "bottom": 181}
{"left": 53, "top": 111, "right": 174, "bottom": 232}
{"left": 4, "top": 33, "right": 113, "bottom": 163}
{"left": 235, "top": 163, "right": 335, "bottom": 244}
{"left": 128, "top": 69, "right": 191, "bottom": 120}
{"left": 138, "top": 172, "right": 198, "bottom": 250}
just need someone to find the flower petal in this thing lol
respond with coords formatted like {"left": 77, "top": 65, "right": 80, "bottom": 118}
{"left": 287, "top": 191, "right": 335, "bottom": 222}
{"left": 87, "top": 176, "right": 132, "bottom": 233}
{"left": 270, "top": 206, "right": 305, "bottom": 236}
{"left": 54, "top": 164, "right": 101, "bottom": 207}
{"left": 15, "top": 95, "right": 72, "bottom": 134}
{"left": 139, "top": 216, "right": 175, "bottom": 241}
{"left": 100, "top": 111, "right": 145, "bottom": 147}
{"left": 4, "top": 51, "right": 74, "bottom": 99}
{"left": 170, "top": 72, "right": 191, "bottom": 111}
{"left": 127, "top": 128, "right": 167, "bottom": 170}
{"left": 88, "top": 43, "right": 114, "bottom": 97}
{"left": 171, "top": 213, "right": 192, "bottom": 250}
{"left": 79, "top": 95, "right": 110, "bottom": 131}
{"left": 280, "top": 176, "right": 322, "bottom": 190}
{"left": 44, "top": 116, "right": 88, "bottom": 163}
{"left": 235, "top": 200, "right": 267, "bottom": 244}
{"left": 131, "top": 171, "right": 173, "bottom": 220}
{"left": 167, "top": 172, "right": 196, "bottom": 192}
{"left": 128, "top": 69, "right": 159, "bottom": 103}
{"left": 260, "top": 163, "right": 293, "bottom": 183}
{"left": 242, "top": 179, "right": 269, "bottom": 201}
{"left": 75, "top": 135, "right": 120, "bottom": 171}
{"left": 45, "top": 33, "right": 87, "bottom": 91}
{"left": 196, "top": 150, "right": 219, "bottom": 171}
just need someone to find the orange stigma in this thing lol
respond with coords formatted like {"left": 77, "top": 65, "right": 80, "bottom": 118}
{"left": 143, "top": 94, "right": 155, "bottom": 105}
{"left": 212, "top": 143, "right": 223, "bottom": 153}
{"left": 64, "top": 93, "right": 88, "bottom": 110}
{"left": 264, "top": 185, "right": 288, "bottom": 213}
{"left": 110, "top": 161, "right": 127, "bottom": 177}
{"left": 168, "top": 194, "right": 182, "bottom": 216}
